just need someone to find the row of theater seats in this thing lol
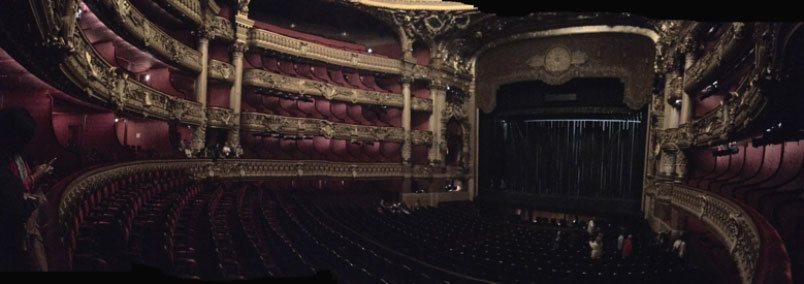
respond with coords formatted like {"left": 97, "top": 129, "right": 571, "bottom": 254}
{"left": 244, "top": 91, "right": 403, "bottom": 127}
{"left": 314, "top": 200, "right": 701, "bottom": 284}
{"left": 68, "top": 170, "right": 200, "bottom": 271}
{"left": 241, "top": 134, "right": 403, "bottom": 163}
{"left": 64, "top": 179, "right": 701, "bottom": 283}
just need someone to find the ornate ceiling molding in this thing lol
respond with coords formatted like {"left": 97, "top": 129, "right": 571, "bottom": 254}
{"left": 242, "top": 68, "right": 433, "bottom": 112}
{"left": 347, "top": 0, "right": 476, "bottom": 11}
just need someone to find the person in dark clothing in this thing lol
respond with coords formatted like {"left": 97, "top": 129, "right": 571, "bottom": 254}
{"left": 0, "top": 107, "right": 39, "bottom": 271}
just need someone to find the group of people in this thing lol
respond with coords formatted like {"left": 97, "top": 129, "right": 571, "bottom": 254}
{"left": 0, "top": 107, "right": 53, "bottom": 271}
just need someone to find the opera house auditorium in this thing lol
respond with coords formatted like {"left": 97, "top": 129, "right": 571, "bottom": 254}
{"left": 0, "top": 1, "right": 801, "bottom": 283}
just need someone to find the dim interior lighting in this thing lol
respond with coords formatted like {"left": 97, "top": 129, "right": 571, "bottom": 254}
{"left": 340, "top": 31, "right": 348, "bottom": 37}
{"left": 290, "top": 23, "right": 296, "bottom": 28}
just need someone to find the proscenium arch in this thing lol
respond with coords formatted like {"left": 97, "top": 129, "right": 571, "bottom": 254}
{"left": 471, "top": 26, "right": 660, "bottom": 114}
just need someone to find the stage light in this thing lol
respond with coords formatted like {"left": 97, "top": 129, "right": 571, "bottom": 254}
{"left": 367, "top": 48, "right": 373, "bottom": 54}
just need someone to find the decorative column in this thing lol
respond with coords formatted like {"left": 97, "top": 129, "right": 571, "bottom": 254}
{"left": 428, "top": 80, "right": 446, "bottom": 166}
{"left": 401, "top": 75, "right": 413, "bottom": 165}
{"left": 192, "top": 28, "right": 210, "bottom": 152}
{"left": 679, "top": 38, "right": 695, "bottom": 125}
{"left": 226, "top": 9, "right": 253, "bottom": 149}
{"left": 226, "top": 41, "right": 247, "bottom": 147}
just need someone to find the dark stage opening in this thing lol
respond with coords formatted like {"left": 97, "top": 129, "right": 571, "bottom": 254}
{"left": 478, "top": 78, "right": 647, "bottom": 215}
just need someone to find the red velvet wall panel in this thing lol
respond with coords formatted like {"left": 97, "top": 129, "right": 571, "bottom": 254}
{"left": 208, "top": 41, "right": 231, "bottom": 62}
{"left": 208, "top": 83, "right": 231, "bottom": 108}
{"left": 412, "top": 112, "right": 430, "bottom": 131}
{"left": 370, "top": 42, "right": 402, "bottom": 59}
{"left": 116, "top": 118, "right": 173, "bottom": 153}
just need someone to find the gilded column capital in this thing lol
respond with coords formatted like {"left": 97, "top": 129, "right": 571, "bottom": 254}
{"left": 231, "top": 41, "right": 249, "bottom": 54}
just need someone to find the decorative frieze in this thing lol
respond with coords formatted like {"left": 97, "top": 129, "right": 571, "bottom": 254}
{"left": 248, "top": 28, "right": 402, "bottom": 74}
{"left": 241, "top": 112, "right": 432, "bottom": 145}
{"left": 62, "top": 21, "right": 204, "bottom": 125}
{"left": 208, "top": 59, "right": 235, "bottom": 82}
{"left": 206, "top": 107, "right": 237, "bottom": 128}
{"left": 242, "top": 68, "right": 433, "bottom": 112}
{"left": 94, "top": 0, "right": 202, "bottom": 72}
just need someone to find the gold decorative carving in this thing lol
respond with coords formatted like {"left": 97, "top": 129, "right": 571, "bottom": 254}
{"left": 241, "top": 112, "right": 431, "bottom": 145}
{"left": 206, "top": 107, "right": 236, "bottom": 129}
{"left": 243, "top": 69, "right": 433, "bottom": 112}
{"left": 97, "top": 0, "right": 202, "bottom": 72}
{"left": 65, "top": 27, "right": 204, "bottom": 125}
{"left": 645, "top": 183, "right": 760, "bottom": 284}
{"left": 248, "top": 28, "right": 402, "bottom": 74}
{"left": 208, "top": 59, "right": 235, "bottom": 82}
{"left": 476, "top": 33, "right": 655, "bottom": 113}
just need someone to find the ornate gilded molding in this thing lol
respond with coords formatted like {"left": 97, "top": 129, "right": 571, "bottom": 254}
{"left": 92, "top": 0, "right": 202, "bottom": 72}
{"left": 30, "top": 0, "right": 80, "bottom": 56}
{"left": 205, "top": 15, "right": 235, "bottom": 41}
{"left": 242, "top": 68, "right": 433, "bottom": 112}
{"left": 411, "top": 130, "right": 433, "bottom": 145}
{"left": 475, "top": 33, "right": 655, "bottom": 113}
{"left": 206, "top": 107, "right": 237, "bottom": 128}
{"left": 350, "top": 0, "right": 476, "bottom": 11}
{"left": 241, "top": 112, "right": 432, "bottom": 145}
{"left": 645, "top": 183, "right": 760, "bottom": 284}
{"left": 61, "top": 21, "right": 204, "bottom": 125}
{"left": 248, "top": 28, "right": 402, "bottom": 74}
{"left": 390, "top": 9, "right": 475, "bottom": 43}
{"left": 208, "top": 59, "right": 235, "bottom": 82}
{"left": 159, "top": 0, "right": 203, "bottom": 25}
{"left": 683, "top": 23, "right": 751, "bottom": 93}
{"left": 662, "top": 25, "right": 774, "bottom": 147}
